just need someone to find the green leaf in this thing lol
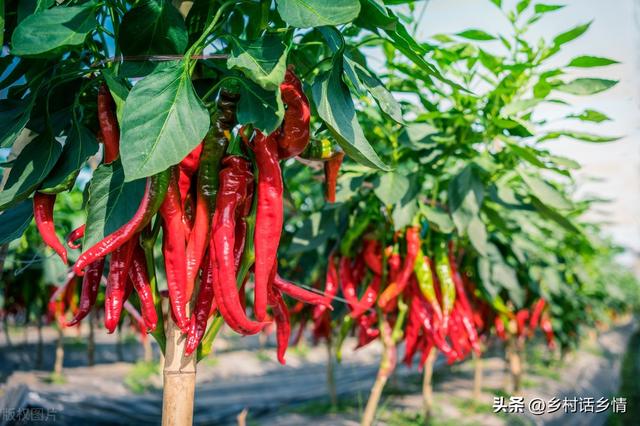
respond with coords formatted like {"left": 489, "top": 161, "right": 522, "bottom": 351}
{"left": 373, "top": 172, "right": 409, "bottom": 205}
{"left": 83, "top": 161, "right": 147, "bottom": 249}
{"left": 553, "top": 21, "right": 590, "bottom": 46}
{"left": 0, "top": 0, "right": 4, "bottom": 46}
{"left": 102, "top": 70, "right": 130, "bottom": 125}
{"left": 555, "top": 78, "right": 617, "bottom": 95}
{"left": 505, "top": 141, "right": 546, "bottom": 168}
{"left": 11, "top": 2, "right": 97, "bottom": 57}
{"left": 0, "top": 134, "right": 62, "bottom": 211}
{"left": 530, "top": 197, "right": 580, "bottom": 234}
{"left": 39, "top": 121, "right": 98, "bottom": 193}
{"left": 567, "top": 109, "right": 610, "bottom": 123}
{"left": 490, "top": 0, "right": 502, "bottom": 8}
{"left": 343, "top": 55, "right": 403, "bottom": 123}
{"left": 119, "top": 0, "right": 187, "bottom": 56}
{"left": 311, "top": 59, "right": 389, "bottom": 170}
{"left": 392, "top": 198, "right": 417, "bottom": 231}
{"left": 420, "top": 205, "right": 454, "bottom": 233}
{"left": 456, "top": 29, "right": 496, "bottom": 41}
{"left": 0, "top": 200, "right": 33, "bottom": 244}
{"left": 0, "top": 98, "right": 33, "bottom": 148}
{"left": 467, "top": 215, "right": 488, "bottom": 256}
{"left": 501, "top": 99, "right": 542, "bottom": 116}
{"left": 236, "top": 79, "right": 285, "bottom": 134}
{"left": 534, "top": 3, "right": 564, "bottom": 13}
{"left": 539, "top": 130, "right": 620, "bottom": 143}
{"left": 120, "top": 61, "right": 209, "bottom": 181}
{"left": 448, "top": 164, "right": 484, "bottom": 234}
{"left": 567, "top": 55, "right": 618, "bottom": 68}
{"left": 227, "top": 33, "right": 288, "bottom": 91}
{"left": 275, "top": 0, "right": 361, "bottom": 28}
{"left": 520, "top": 173, "right": 572, "bottom": 210}
{"left": 516, "top": 0, "right": 531, "bottom": 14}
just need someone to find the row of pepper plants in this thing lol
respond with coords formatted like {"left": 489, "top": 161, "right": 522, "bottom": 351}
{"left": 0, "top": 0, "right": 638, "bottom": 424}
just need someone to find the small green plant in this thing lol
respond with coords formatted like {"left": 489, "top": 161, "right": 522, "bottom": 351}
{"left": 124, "top": 361, "right": 160, "bottom": 394}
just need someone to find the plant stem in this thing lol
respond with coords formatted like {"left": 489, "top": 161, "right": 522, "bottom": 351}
{"left": 422, "top": 347, "right": 436, "bottom": 422}
{"left": 361, "top": 320, "right": 396, "bottom": 426}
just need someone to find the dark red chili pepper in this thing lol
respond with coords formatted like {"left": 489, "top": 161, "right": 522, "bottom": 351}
{"left": 339, "top": 257, "right": 359, "bottom": 310}
{"left": 251, "top": 132, "right": 283, "bottom": 321}
{"left": 269, "top": 286, "right": 291, "bottom": 365}
{"left": 160, "top": 168, "right": 190, "bottom": 332}
{"left": 186, "top": 91, "right": 239, "bottom": 293}
{"left": 185, "top": 252, "right": 215, "bottom": 356}
{"left": 33, "top": 192, "right": 67, "bottom": 264}
{"left": 403, "top": 297, "right": 421, "bottom": 367}
{"left": 273, "top": 274, "right": 332, "bottom": 309}
{"left": 363, "top": 239, "right": 382, "bottom": 275}
{"left": 74, "top": 170, "right": 170, "bottom": 275}
{"left": 104, "top": 238, "right": 136, "bottom": 333}
{"left": 313, "top": 254, "right": 338, "bottom": 321}
{"left": 66, "top": 224, "right": 86, "bottom": 250}
{"left": 233, "top": 174, "right": 253, "bottom": 272}
{"left": 378, "top": 227, "right": 420, "bottom": 310}
{"left": 350, "top": 274, "right": 381, "bottom": 319}
{"left": 128, "top": 244, "right": 158, "bottom": 331}
{"left": 324, "top": 152, "right": 344, "bottom": 203}
{"left": 97, "top": 84, "right": 120, "bottom": 164}
{"left": 516, "top": 309, "right": 529, "bottom": 338}
{"left": 276, "top": 69, "right": 310, "bottom": 159}
{"left": 66, "top": 258, "right": 105, "bottom": 326}
{"left": 211, "top": 156, "right": 264, "bottom": 335}
{"left": 529, "top": 298, "right": 546, "bottom": 331}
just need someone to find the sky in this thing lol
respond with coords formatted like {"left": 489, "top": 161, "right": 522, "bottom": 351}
{"left": 415, "top": 0, "right": 640, "bottom": 267}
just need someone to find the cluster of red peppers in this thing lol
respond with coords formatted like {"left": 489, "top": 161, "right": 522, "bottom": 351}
{"left": 493, "top": 298, "right": 555, "bottom": 349}
{"left": 31, "top": 70, "right": 338, "bottom": 363}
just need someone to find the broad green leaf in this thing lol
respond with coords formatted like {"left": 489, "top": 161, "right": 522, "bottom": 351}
{"left": 555, "top": 78, "right": 617, "bottom": 95}
{"left": 520, "top": 173, "right": 571, "bottom": 210}
{"left": 83, "top": 161, "right": 146, "bottom": 249}
{"left": 534, "top": 3, "right": 564, "bottom": 13}
{"left": 502, "top": 99, "right": 542, "bottom": 116}
{"left": 39, "top": 121, "right": 98, "bottom": 192}
{"left": 392, "top": 198, "right": 417, "bottom": 231}
{"left": 448, "top": 164, "right": 484, "bottom": 233}
{"left": 312, "top": 59, "right": 389, "bottom": 170}
{"left": 374, "top": 172, "right": 409, "bottom": 205}
{"left": 516, "top": 0, "right": 531, "bottom": 14}
{"left": 11, "top": 2, "right": 97, "bottom": 57}
{"left": 539, "top": 130, "right": 620, "bottom": 143}
{"left": 531, "top": 197, "right": 580, "bottom": 233}
{"left": 505, "top": 141, "right": 546, "bottom": 168}
{"left": 456, "top": 29, "right": 496, "bottom": 41}
{"left": 119, "top": 0, "right": 187, "bottom": 56}
{"left": 236, "top": 79, "right": 284, "bottom": 134}
{"left": 228, "top": 33, "right": 288, "bottom": 91}
{"left": 275, "top": 0, "right": 360, "bottom": 28}
{"left": 343, "top": 55, "right": 403, "bottom": 123}
{"left": 567, "top": 55, "right": 618, "bottom": 68}
{"left": 102, "top": 70, "right": 130, "bottom": 125}
{"left": 0, "top": 200, "right": 33, "bottom": 244}
{"left": 548, "top": 155, "right": 580, "bottom": 170}
{"left": 553, "top": 22, "right": 591, "bottom": 46}
{"left": 0, "top": 134, "right": 62, "bottom": 211}
{"left": 467, "top": 215, "right": 488, "bottom": 256}
{"left": 567, "top": 109, "right": 610, "bottom": 123}
{"left": 420, "top": 205, "right": 454, "bottom": 233}
{"left": 0, "top": 98, "right": 33, "bottom": 148}
{"left": 120, "top": 61, "right": 209, "bottom": 181}
{"left": 490, "top": 0, "right": 502, "bottom": 8}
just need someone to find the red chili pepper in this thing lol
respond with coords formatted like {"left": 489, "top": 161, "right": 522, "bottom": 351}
{"left": 185, "top": 252, "right": 215, "bottom": 356}
{"left": 324, "top": 152, "right": 344, "bottom": 203}
{"left": 417, "top": 337, "right": 435, "bottom": 371}
{"left": 339, "top": 256, "right": 359, "bottom": 310}
{"left": 33, "top": 192, "right": 67, "bottom": 264}
{"left": 273, "top": 274, "right": 333, "bottom": 309}
{"left": 529, "top": 298, "right": 546, "bottom": 331}
{"left": 276, "top": 69, "right": 311, "bottom": 159}
{"left": 251, "top": 132, "right": 283, "bottom": 321}
{"left": 66, "top": 258, "right": 105, "bottom": 326}
{"left": 160, "top": 168, "right": 190, "bottom": 332}
{"left": 410, "top": 292, "right": 454, "bottom": 358}
{"left": 233, "top": 175, "right": 253, "bottom": 272}
{"left": 211, "top": 156, "right": 264, "bottom": 335}
{"left": 378, "top": 227, "right": 420, "bottom": 310}
{"left": 97, "top": 84, "right": 120, "bottom": 164}
{"left": 104, "top": 238, "right": 136, "bottom": 333}
{"left": 403, "top": 297, "right": 421, "bottom": 367}
{"left": 494, "top": 316, "right": 507, "bottom": 340}
{"left": 516, "top": 309, "right": 529, "bottom": 338}
{"left": 350, "top": 275, "right": 381, "bottom": 319}
{"left": 355, "top": 311, "right": 380, "bottom": 349}
{"left": 128, "top": 244, "right": 158, "bottom": 331}
{"left": 363, "top": 239, "right": 382, "bottom": 275}
{"left": 74, "top": 170, "right": 170, "bottom": 275}
{"left": 269, "top": 286, "right": 291, "bottom": 365}
{"left": 540, "top": 314, "right": 556, "bottom": 349}
{"left": 66, "top": 224, "right": 86, "bottom": 249}
{"left": 313, "top": 254, "right": 338, "bottom": 321}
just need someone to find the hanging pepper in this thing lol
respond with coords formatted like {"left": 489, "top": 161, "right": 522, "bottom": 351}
{"left": 378, "top": 227, "right": 420, "bottom": 310}
{"left": 97, "top": 84, "right": 120, "bottom": 164}
{"left": 211, "top": 156, "right": 264, "bottom": 335}
{"left": 269, "top": 286, "right": 291, "bottom": 365}
{"left": 540, "top": 314, "right": 556, "bottom": 349}
{"left": 339, "top": 256, "right": 359, "bottom": 310}
{"left": 33, "top": 192, "right": 67, "bottom": 264}
{"left": 494, "top": 316, "right": 507, "bottom": 340}
{"left": 104, "top": 238, "right": 137, "bottom": 333}
{"left": 250, "top": 132, "right": 283, "bottom": 321}
{"left": 435, "top": 241, "right": 456, "bottom": 330}
{"left": 234, "top": 174, "right": 254, "bottom": 272}
{"left": 273, "top": 274, "right": 332, "bottom": 309}
{"left": 186, "top": 91, "right": 239, "bottom": 293}
{"left": 414, "top": 249, "right": 443, "bottom": 323}
{"left": 276, "top": 69, "right": 311, "bottom": 159}
{"left": 324, "top": 152, "right": 345, "bottom": 203}
{"left": 66, "top": 224, "right": 86, "bottom": 249}
{"left": 185, "top": 252, "right": 215, "bottom": 356}
{"left": 363, "top": 239, "right": 382, "bottom": 275}
{"left": 350, "top": 275, "right": 381, "bottom": 319}
{"left": 128, "top": 244, "right": 158, "bottom": 331}
{"left": 403, "top": 297, "right": 421, "bottom": 367}
{"left": 313, "top": 254, "right": 338, "bottom": 321}
{"left": 74, "top": 170, "right": 170, "bottom": 275}
{"left": 529, "top": 298, "right": 546, "bottom": 331}
{"left": 516, "top": 309, "right": 529, "bottom": 338}
{"left": 160, "top": 167, "right": 190, "bottom": 332}
{"left": 66, "top": 258, "right": 105, "bottom": 326}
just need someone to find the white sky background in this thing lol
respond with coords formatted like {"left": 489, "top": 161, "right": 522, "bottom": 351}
{"left": 411, "top": 0, "right": 640, "bottom": 266}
